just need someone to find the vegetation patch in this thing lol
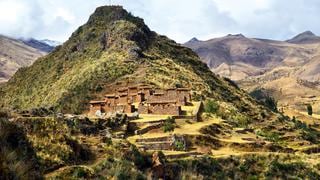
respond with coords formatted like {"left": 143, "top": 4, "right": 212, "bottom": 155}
{"left": 168, "top": 154, "right": 320, "bottom": 179}
{"left": 15, "top": 117, "right": 93, "bottom": 172}
{"left": 0, "top": 112, "right": 42, "bottom": 179}
{"left": 162, "top": 117, "right": 176, "bottom": 132}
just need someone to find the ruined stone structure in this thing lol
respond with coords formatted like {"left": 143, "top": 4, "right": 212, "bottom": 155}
{"left": 89, "top": 84, "right": 191, "bottom": 116}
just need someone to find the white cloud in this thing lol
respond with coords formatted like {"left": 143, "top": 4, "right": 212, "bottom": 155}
{"left": 0, "top": 0, "right": 320, "bottom": 43}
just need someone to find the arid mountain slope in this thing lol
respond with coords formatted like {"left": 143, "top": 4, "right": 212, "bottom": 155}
{"left": 184, "top": 33, "right": 317, "bottom": 80}
{"left": 0, "top": 35, "right": 47, "bottom": 83}
{"left": 286, "top": 31, "right": 320, "bottom": 44}
{"left": 184, "top": 32, "right": 320, "bottom": 110}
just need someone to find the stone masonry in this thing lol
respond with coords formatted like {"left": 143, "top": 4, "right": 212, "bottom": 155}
{"left": 89, "top": 84, "right": 191, "bottom": 116}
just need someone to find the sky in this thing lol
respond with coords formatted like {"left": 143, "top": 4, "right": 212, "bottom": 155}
{"left": 0, "top": 0, "right": 319, "bottom": 43}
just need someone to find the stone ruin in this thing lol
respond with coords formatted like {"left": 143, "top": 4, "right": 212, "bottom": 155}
{"left": 89, "top": 84, "right": 191, "bottom": 116}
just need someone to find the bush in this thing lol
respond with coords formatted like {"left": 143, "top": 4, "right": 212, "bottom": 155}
{"left": 293, "top": 119, "right": 320, "bottom": 143}
{"left": 257, "top": 130, "right": 280, "bottom": 143}
{"left": 0, "top": 110, "right": 10, "bottom": 119}
{"left": 227, "top": 113, "right": 251, "bottom": 128}
{"left": 234, "top": 114, "right": 251, "bottom": 128}
{"left": 174, "top": 141, "right": 185, "bottom": 151}
{"left": 72, "top": 167, "right": 93, "bottom": 178}
{"left": 126, "top": 145, "right": 151, "bottom": 169}
{"left": 204, "top": 99, "right": 219, "bottom": 114}
{"left": 163, "top": 117, "right": 175, "bottom": 132}
{"left": 266, "top": 159, "right": 306, "bottom": 178}
{"left": 307, "top": 104, "right": 313, "bottom": 116}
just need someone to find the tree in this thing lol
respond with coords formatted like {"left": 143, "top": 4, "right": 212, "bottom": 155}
{"left": 307, "top": 104, "right": 313, "bottom": 116}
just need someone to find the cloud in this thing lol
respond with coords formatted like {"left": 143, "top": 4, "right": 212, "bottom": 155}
{"left": 0, "top": 0, "right": 108, "bottom": 41}
{"left": 118, "top": 0, "right": 237, "bottom": 42}
{"left": 0, "top": 0, "right": 320, "bottom": 43}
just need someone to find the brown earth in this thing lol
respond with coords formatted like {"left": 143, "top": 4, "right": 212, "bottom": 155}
{"left": 184, "top": 32, "right": 320, "bottom": 112}
{"left": 0, "top": 35, "right": 47, "bottom": 83}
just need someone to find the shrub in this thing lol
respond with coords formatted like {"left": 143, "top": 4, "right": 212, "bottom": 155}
{"left": 157, "top": 151, "right": 166, "bottom": 164}
{"left": 204, "top": 99, "right": 219, "bottom": 114}
{"left": 228, "top": 113, "right": 251, "bottom": 128}
{"left": 163, "top": 122, "right": 174, "bottom": 132}
{"left": 307, "top": 104, "right": 313, "bottom": 116}
{"left": 174, "top": 141, "right": 185, "bottom": 151}
{"left": 292, "top": 119, "right": 320, "bottom": 144}
{"left": 163, "top": 117, "right": 175, "bottom": 132}
{"left": 266, "top": 159, "right": 306, "bottom": 178}
{"left": 257, "top": 130, "right": 280, "bottom": 143}
{"left": 234, "top": 114, "right": 251, "bottom": 128}
{"left": 0, "top": 110, "right": 10, "bottom": 119}
{"left": 72, "top": 167, "right": 92, "bottom": 178}
{"left": 126, "top": 145, "right": 151, "bottom": 169}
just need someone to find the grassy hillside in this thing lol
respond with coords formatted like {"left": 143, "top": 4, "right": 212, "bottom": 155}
{"left": 0, "top": 6, "right": 267, "bottom": 122}
{"left": 0, "top": 111, "right": 42, "bottom": 179}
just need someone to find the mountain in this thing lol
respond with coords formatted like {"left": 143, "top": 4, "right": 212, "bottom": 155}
{"left": 0, "top": 35, "right": 47, "bottom": 83}
{"left": 1, "top": 6, "right": 320, "bottom": 179}
{"left": 184, "top": 32, "right": 320, "bottom": 113}
{"left": 0, "top": 6, "right": 266, "bottom": 119}
{"left": 184, "top": 37, "right": 200, "bottom": 46}
{"left": 20, "top": 38, "right": 57, "bottom": 52}
{"left": 184, "top": 34, "right": 316, "bottom": 80}
{"left": 40, "top": 39, "right": 62, "bottom": 47}
{"left": 286, "top": 31, "right": 320, "bottom": 44}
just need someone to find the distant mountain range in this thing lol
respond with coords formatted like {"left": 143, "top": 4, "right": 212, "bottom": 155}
{"left": 0, "top": 35, "right": 60, "bottom": 83}
{"left": 20, "top": 38, "right": 61, "bottom": 52}
{"left": 286, "top": 31, "right": 320, "bottom": 44}
{"left": 184, "top": 31, "right": 320, "bottom": 110}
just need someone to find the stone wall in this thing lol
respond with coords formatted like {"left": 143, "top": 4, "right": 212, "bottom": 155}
{"left": 118, "top": 96, "right": 128, "bottom": 104}
{"left": 192, "top": 101, "right": 203, "bottom": 121}
{"left": 148, "top": 90, "right": 188, "bottom": 106}
{"left": 138, "top": 104, "right": 149, "bottom": 114}
{"left": 149, "top": 104, "right": 181, "bottom": 115}
{"left": 90, "top": 85, "right": 191, "bottom": 116}
{"left": 103, "top": 104, "right": 133, "bottom": 114}
{"left": 89, "top": 104, "right": 102, "bottom": 114}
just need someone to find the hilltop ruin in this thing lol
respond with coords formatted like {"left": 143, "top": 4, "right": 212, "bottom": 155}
{"left": 89, "top": 84, "right": 192, "bottom": 116}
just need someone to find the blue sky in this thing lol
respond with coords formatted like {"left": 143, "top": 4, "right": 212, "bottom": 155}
{"left": 0, "top": 0, "right": 319, "bottom": 43}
